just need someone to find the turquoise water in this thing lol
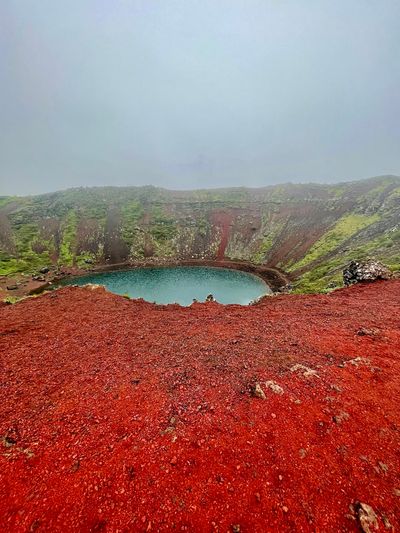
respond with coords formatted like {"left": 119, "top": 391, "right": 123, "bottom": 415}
{"left": 62, "top": 266, "right": 271, "bottom": 305}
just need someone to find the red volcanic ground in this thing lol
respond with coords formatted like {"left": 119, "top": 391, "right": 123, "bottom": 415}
{"left": 1, "top": 281, "right": 399, "bottom": 532}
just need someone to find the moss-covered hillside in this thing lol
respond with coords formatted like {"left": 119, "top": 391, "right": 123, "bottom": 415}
{"left": 0, "top": 176, "right": 399, "bottom": 292}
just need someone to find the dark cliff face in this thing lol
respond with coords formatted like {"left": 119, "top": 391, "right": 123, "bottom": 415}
{"left": 0, "top": 176, "right": 399, "bottom": 292}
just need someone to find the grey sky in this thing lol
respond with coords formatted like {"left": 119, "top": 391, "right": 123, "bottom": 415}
{"left": 1, "top": 1, "right": 399, "bottom": 195}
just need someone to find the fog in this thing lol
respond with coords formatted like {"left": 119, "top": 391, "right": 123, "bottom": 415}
{"left": 1, "top": 1, "right": 399, "bottom": 195}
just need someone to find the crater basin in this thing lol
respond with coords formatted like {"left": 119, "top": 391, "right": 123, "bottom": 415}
{"left": 61, "top": 266, "right": 271, "bottom": 305}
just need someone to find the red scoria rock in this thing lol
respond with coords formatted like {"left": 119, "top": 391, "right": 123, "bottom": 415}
{"left": 0, "top": 280, "right": 399, "bottom": 532}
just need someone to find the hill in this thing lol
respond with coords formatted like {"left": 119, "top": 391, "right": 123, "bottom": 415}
{"left": 1, "top": 175, "right": 399, "bottom": 292}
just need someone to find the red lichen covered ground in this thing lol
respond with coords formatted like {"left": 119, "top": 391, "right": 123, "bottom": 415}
{"left": 1, "top": 281, "right": 399, "bottom": 532}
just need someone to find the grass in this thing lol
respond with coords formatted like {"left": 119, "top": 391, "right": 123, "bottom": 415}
{"left": 292, "top": 232, "right": 399, "bottom": 293}
{"left": 121, "top": 201, "right": 144, "bottom": 246}
{"left": 58, "top": 210, "right": 78, "bottom": 266}
{"left": 289, "top": 213, "right": 380, "bottom": 272}
{"left": 0, "top": 222, "right": 53, "bottom": 276}
{"left": 75, "top": 252, "right": 97, "bottom": 269}
{"left": 252, "top": 235, "right": 274, "bottom": 264}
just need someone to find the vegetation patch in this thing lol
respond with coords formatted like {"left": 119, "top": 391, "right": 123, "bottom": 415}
{"left": 121, "top": 200, "right": 144, "bottom": 248}
{"left": 0, "top": 220, "right": 52, "bottom": 275}
{"left": 58, "top": 210, "right": 78, "bottom": 266}
{"left": 289, "top": 213, "right": 380, "bottom": 272}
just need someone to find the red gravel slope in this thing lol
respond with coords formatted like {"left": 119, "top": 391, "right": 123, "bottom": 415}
{"left": 1, "top": 281, "right": 399, "bottom": 532}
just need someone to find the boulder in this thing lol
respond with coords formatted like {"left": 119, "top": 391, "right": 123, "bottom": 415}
{"left": 354, "top": 502, "right": 379, "bottom": 533}
{"left": 251, "top": 383, "right": 266, "bottom": 400}
{"left": 277, "top": 283, "right": 292, "bottom": 293}
{"left": 343, "top": 259, "right": 392, "bottom": 286}
{"left": 32, "top": 275, "right": 46, "bottom": 281}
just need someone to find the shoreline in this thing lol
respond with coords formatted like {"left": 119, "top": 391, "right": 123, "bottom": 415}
{"left": 1, "top": 259, "right": 291, "bottom": 299}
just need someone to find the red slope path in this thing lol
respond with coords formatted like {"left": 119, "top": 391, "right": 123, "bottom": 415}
{"left": 0, "top": 281, "right": 399, "bottom": 532}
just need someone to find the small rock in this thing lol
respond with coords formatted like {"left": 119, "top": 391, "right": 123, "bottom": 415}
{"left": 205, "top": 294, "right": 215, "bottom": 302}
{"left": 70, "top": 460, "right": 80, "bottom": 473}
{"left": 357, "top": 328, "right": 378, "bottom": 336}
{"left": 382, "top": 514, "right": 392, "bottom": 530}
{"left": 251, "top": 383, "right": 266, "bottom": 400}
{"left": 299, "top": 448, "right": 307, "bottom": 459}
{"left": 39, "top": 266, "right": 50, "bottom": 274}
{"left": 326, "top": 281, "right": 338, "bottom": 289}
{"left": 265, "top": 380, "right": 284, "bottom": 395}
{"left": 393, "top": 488, "right": 400, "bottom": 497}
{"left": 84, "top": 284, "right": 103, "bottom": 291}
{"left": 2, "top": 435, "right": 16, "bottom": 448}
{"left": 29, "top": 519, "right": 41, "bottom": 532}
{"left": 6, "top": 285, "right": 18, "bottom": 291}
{"left": 290, "top": 364, "right": 320, "bottom": 378}
{"left": 354, "top": 502, "right": 379, "bottom": 533}
{"left": 347, "top": 357, "right": 371, "bottom": 368}
{"left": 170, "top": 456, "right": 177, "bottom": 465}
{"left": 378, "top": 461, "right": 389, "bottom": 473}
{"left": 255, "top": 492, "right": 261, "bottom": 502}
{"left": 325, "top": 396, "right": 336, "bottom": 403}
{"left": 232, "top": 525, "right": 241, "bottom": 533}
{"left": 282, "top": 506, "right": 289, "bottom": 513}
{"left": 333, "top": 411, "right": 350, "bottom": 425}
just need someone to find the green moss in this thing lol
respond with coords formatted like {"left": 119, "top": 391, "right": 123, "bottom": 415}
{"left": 197, "top": 218, "right": 209, "bottom": 238}
{"left": 290, "top": 213, "right": 380, "bottom": 271}
{"left": 0, "top": 220, "right": 52, "bottom": 275}
{"left": 0, "top": 196, "right": 19, "bottom": 208}
{"left": 150, "top": 209, "right": 177, "bottom": 243}
{"left": 3, "top": 295, "right": 21, "bottom": 304}
{"left": 0, "top": 258, "right": 26, "bottom": 276}
{"left": 58, "top": 210, "right": 78, "bottom": 266}
{"left": 252, "top": 235, "right": 273, "bottom": 263}
{"left": 75, "top": 252, "right": 97, "bottom": 269}
{"left": 293, "top": 228, "right": 399, "bottom": 293}
{"left": 293, "top": 263, "right": 343, "bottom": 293}
{"left": 147, "top": 207, "right": 178, "bottom": 258}
{"left": 121, "top": 201, "right": 144, "bottom": 247}
{"left": 359, "top": 179, "right": 396, "bottom": 204}
{"left": 250, "top": 215, "right": 285, "bottom": 264}
{"left": 328, "top": 185, "right": 346, "bottom": 198}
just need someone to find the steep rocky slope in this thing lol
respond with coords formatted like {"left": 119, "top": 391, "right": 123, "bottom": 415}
{"left": 1, "top": 281, "right": 399, "bottom": 531}
{"left": 1, "top": 175, "right": 399, "bottom": 291}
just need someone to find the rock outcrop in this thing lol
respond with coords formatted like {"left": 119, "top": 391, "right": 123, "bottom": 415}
{"left": 343, "top": 259, "right": 392, "bottom": 286}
